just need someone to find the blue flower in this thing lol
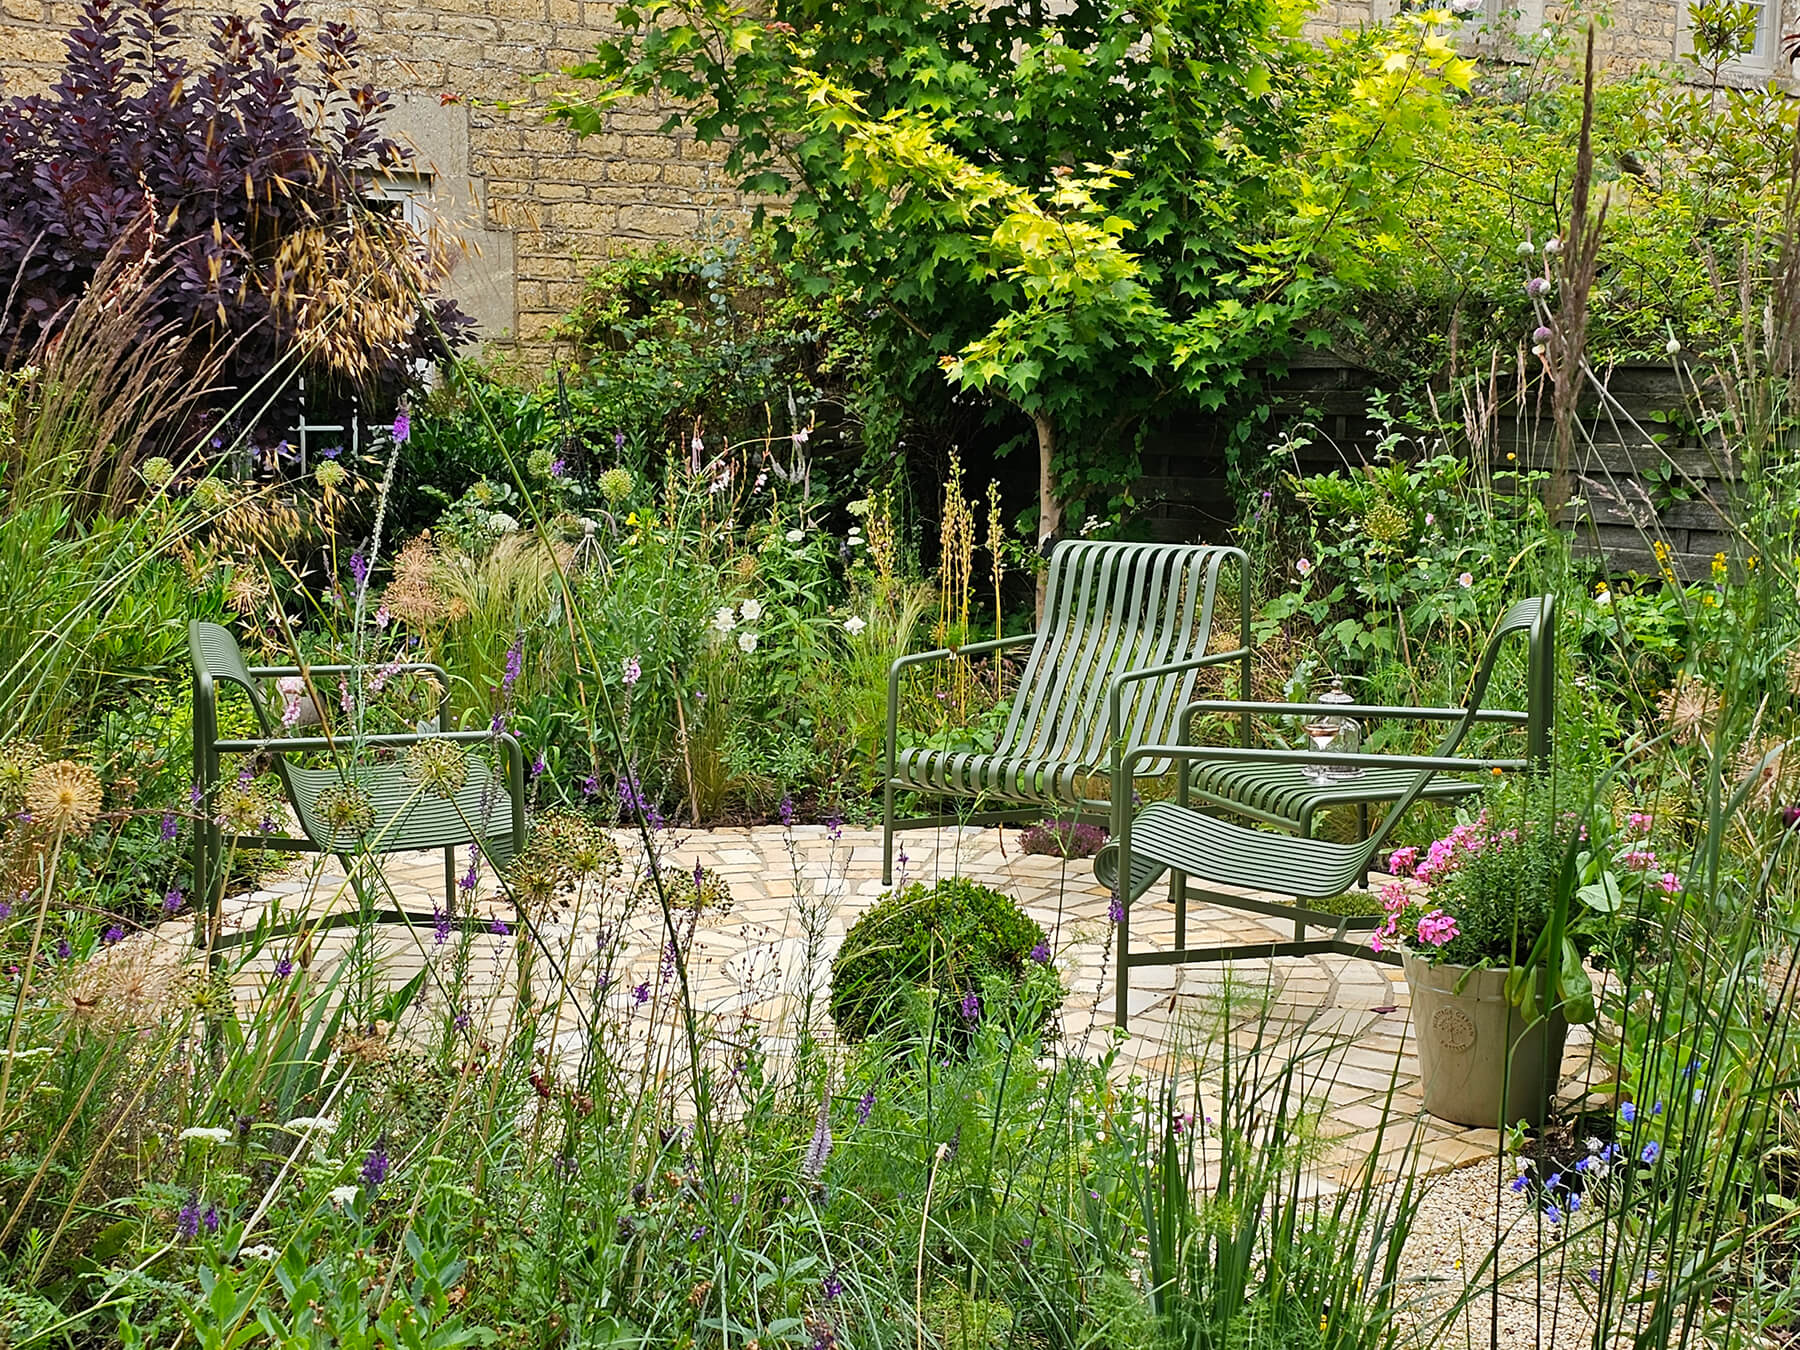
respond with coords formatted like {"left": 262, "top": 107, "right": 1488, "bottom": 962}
{"left": 1641, "top": 1141, "right": 1661, "bottom": 1165}
{"left": 1619, "top": 1101, "right": 1636, "bottom": 1124}
{"left": 1509, "top": 1175, "right": 1529, "bottom": 1193}
{"left": 1029, "top": 940, "right": 1051, "bottom": 964}
{"left": 361, "top": 1138, "right": 391, "bottom": 1190}
{"left": 1544, "top": 1204, "right": 1563, "bottom": 1225}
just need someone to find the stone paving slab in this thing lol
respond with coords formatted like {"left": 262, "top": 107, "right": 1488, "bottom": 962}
{"left": 151, "top": 823, "right": 1597, "bottom": 1177}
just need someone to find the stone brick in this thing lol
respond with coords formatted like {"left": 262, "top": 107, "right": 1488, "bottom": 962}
{"left": 441, "top": 14, "right": 500, "bottom": 40}
{"left": 0, "top": 22, "right": 63, "bottom": 65}
{"left": 607, "top": 160, "right": 662, "bottom": 185}
{"left": 616, "top": 204, "right": 699, "bottom": 236}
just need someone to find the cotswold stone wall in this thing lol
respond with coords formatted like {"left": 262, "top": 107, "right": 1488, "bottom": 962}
{"left": 0, "top": 0, "right": 755, "bottom": 362}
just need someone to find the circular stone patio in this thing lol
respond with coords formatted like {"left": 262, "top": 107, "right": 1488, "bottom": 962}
{"left": 165, "top": 821, "right": 1599, "bottom": 1183}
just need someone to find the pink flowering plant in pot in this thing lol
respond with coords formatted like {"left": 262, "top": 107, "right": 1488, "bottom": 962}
{"left": 1374, "top": 784, "right": 1600, "bottom": 1127}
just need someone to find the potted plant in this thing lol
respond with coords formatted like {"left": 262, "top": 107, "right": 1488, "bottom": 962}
{"left": 1371, "top": 789, "right": 1600, "bottom": 1129}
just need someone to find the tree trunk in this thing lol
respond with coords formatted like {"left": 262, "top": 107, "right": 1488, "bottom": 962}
{"left": 1034, "top": 411, "right": 1062, "bottom": 621}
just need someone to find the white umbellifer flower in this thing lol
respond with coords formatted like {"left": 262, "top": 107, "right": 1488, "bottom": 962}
{"left": 240, "top": 1244, "right": 279, "bottom": 1261}
{"left": 738, "top": 597, "right": 763, "bottom": 622}
{"left": 843, "top": 616, "right": 867, "bottom": 636}
{"left": 785, "top": 528, "right": 804, "bottom": 543}
{"left": 711, "top": 606, "right": 737, "bottom": 635}
{"left": 328, "top": 1185, "right": 359, "bottom": 1208}
{"left": 487, "top": 512, "right": 519, "bottom": 534}
{"left": 737, "top": 631, "right": 759, "bottom": 654}
{"left": 284, "top": 1115, "right": 337, "bottom": 1133}
{"left": 180, "top": 1126, "right": 235, "bottom": 1146}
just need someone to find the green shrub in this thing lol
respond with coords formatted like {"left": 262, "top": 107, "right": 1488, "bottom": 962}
{"left": 828, "top": 876, "right": 1048, "bottom": 1044}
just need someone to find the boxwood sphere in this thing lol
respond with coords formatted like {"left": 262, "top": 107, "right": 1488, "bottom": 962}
{"left": 828, "top": 876, "right": 1047, "bottom": 1044}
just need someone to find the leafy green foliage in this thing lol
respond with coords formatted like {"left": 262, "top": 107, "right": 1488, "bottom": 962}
{"left": 828, "top": 876, "right": 1048, "bottom": 1043}
{"left": 554, "top": 0, "right": 1472, "bottom": 527}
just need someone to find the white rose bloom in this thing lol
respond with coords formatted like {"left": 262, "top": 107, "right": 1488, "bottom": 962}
{"left": 737, "top": 631, "right": 759, "bottom": 654}
{"left": 843, "top": 616, "right": 868, "bottom": 636}
{"left": 785, "top": 528, "right": 804, "bottom": 543}
{"left": 181, "top": 1126, "right": 235, "bottom": 1146}
{"left": 711, "top": 606, "right": 737, "bottom": 634}
{"left": 739, "top": 597, "right": 763, "bottom": 622}
{"left": 328, "top": 1185, "right": 359, "bottom": 1208}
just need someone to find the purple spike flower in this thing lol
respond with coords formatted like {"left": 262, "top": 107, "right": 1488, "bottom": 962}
{"left": 164, "top": 887, "right": 185, "bottom": 914}
{"left": 103, "top": 925, "right": 125, "bottom": 945}
{"left": 503, "top": 639, "right": 523, "bottom": 692}
{"left": 392, "top": 412, "right": 411, "bottom": 444}
{"left": 361, "top": 1138, "right": 391, "bottom": 1190}
{"left": 856, "top": 1090, "right": 874, "bottom": 1125}
{"left": 350, "top": 551, "right": 368, "bottom": 586}
{"left": 161, "top": 812, "right": 179, "bottom": 842}
{"left": 176, "top": 1193, "right": 201, "bottom": 1239}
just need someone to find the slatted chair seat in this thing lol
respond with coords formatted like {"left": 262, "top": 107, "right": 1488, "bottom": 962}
{"left": 1094, "top": 595, "right": 1557, "bottom": 1027}
{"left": 190, "top": 620, "right": 526, "bottom": 953}
{"left": 882, "top": 540, "right": 1251, "bottom": 884}
{"left": 1185, "top": 760, "right": 1485, "bottom": 837}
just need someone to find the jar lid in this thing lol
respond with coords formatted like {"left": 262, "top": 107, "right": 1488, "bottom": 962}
{"left": 1319, "top": 675, "right": 1353, "bottom": 706}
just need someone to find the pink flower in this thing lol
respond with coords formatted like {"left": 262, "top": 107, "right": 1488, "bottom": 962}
{"left": 1621, "top": 848, "right": 1658, "bottom": 871}
{"left": 1627, "top": 812, "right": 1653, "bottom": 834}
{"left": 1369, "top": 928, "right": 1386, "bottom": 953}
{"left": 1295, "top": 557, "right": 1313, "bottom": 577}
{"left": 1378, "top": 882, "right": 1410, "bottom": 913}
{"left": 1415, "top": 909, "right": 1461, "bottom": 947}
{"left": 1458, "top": 572, "right": 1473, "bottom": 588}
{"left": 1387, "top": 846, "right": 1419, "bottom": 876}
{"left": 1659, "top": 872, "right": 1682, "bottom": 894}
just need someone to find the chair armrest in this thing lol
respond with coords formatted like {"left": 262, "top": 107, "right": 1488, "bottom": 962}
{"left": 211, "top": 729, "right": 503, "bottom": 754}
{"left": 248, "top": 662, "right": 450, "bottom": 684}
{"left": 1118, "top": 741, "right": 1527, "bottom": 779}
{"left": 1178, "top": 698, "right": 1527, "bottom": 739}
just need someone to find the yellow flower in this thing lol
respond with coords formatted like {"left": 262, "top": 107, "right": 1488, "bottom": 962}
{"left": 24, "top": 760, "right": 104, "bottom": 836}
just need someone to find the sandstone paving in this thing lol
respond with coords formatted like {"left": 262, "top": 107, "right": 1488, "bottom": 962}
{"left": 149, "top": 822, "right": 1600, "bottom": 1183}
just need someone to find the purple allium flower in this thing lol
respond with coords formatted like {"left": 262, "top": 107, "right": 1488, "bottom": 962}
{"left": 856, "top": 1089, "right": 874, "bottom": 1125}
{"left": 1532, "top": 325, "right": 1553, "bottom": 342}
{"left": 1108, "top": 895, "right": 1125, "bottom": 925}
{"left": 103, "top": 925, "right": 125, "bottom": 945}
{"left": 1525, "top": 277, "right": 1551, "bottom": 298}
{"left": 164, "top": 887, "right": 184, "bottom": 914}
{"left": 503, "top": 639, "right": 524, "bottom": 692}
{"left": 959, "top": 990, "right": 980, "bottom": 1022}
{"left": 161, "top": 812, "right": 179, "bottom": 842}
{"left": 274, "top": 957, "right": 293, "bottom": 979}
{"left": 392, "top": 412, "right": 411, "bottom": 444}
{"left": 176, "top": 1193, "right": 201, "bottom": 1239}
{"left": 361, "top": 1138, "right": 391, "bottom": 1189}
{"left": 1029, "top": 940, "right": 1050, "bottom": 964}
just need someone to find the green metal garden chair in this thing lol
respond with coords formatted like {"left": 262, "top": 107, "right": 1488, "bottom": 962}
{"left": 188, "top": 620, "right": 526, "bottom": 952}
{"left": 882, "top": 540, "right": 1252, "bottom": 885}
{"left": 1093, "top": 594, "right": 1555, "bottom": 1027}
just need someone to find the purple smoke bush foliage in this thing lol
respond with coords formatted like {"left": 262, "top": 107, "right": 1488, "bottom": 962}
{"left": 0, "top": 0, "right": 470, "bottom": 432}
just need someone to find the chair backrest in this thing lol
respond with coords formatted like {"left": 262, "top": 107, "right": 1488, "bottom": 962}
{"left": 1363, "top": 593, "right": 1557, "bottom": 856}
{"left": 998, "top": 541, "right": 1242, "bottom": 767}
{"left": 189, "top": 620, "right": 273, "bottom": 735}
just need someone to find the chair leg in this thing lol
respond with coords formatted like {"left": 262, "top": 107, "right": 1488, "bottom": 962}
{"left": 1357, "top": 802, "right": 1371, "bottom": 841}
{"left": 1172, "top": 870, "right": 1187, "bottom": 950}
{"left": 881, "top": 781, "right": 896, "bottom": 887}
{"left": 1115, "top": 898, "right": 1131, "bottom": 1030}
{"left": 444, "top": 846, "right": 456, "bottom": 915}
